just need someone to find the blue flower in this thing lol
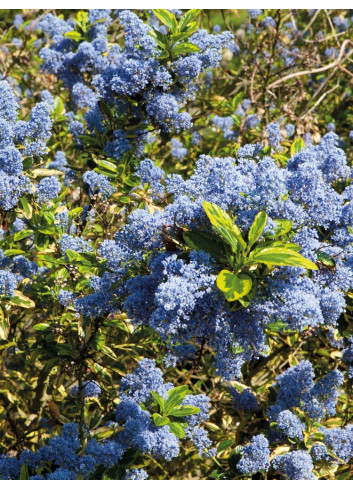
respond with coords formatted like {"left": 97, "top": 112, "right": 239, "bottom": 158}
{"left": 237, "top": 435, "right": 270, "bottom": 475}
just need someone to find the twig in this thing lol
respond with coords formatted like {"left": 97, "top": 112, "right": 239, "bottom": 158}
{"left": 266, "top": 39, "right": 353, "bottom": 90}
{"left": 302, "top": 83, "right": 340, "bottom": 117}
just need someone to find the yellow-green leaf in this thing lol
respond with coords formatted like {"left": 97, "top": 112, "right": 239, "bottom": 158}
{"left": 248, "top": 211, "right": 267, "bottom": 250}
{"left": 9, "top": 290, "right": 35, "bottom": 309}
{"left": 291, "top": 138, "right": 305, "bottom": 157}
{"left": 178, "top": 9, "right": 201, "bottom": 31}
{"left": 152, "top": 9, "right": 178, "bottom": 31}
{"left": 250, "top": 247, "right": 318, "bottom": 270}
{"left": 203, "top": 201, "right": 246, "bottom": 253}
{"left": 153, "top": 413, "right": 170, "bottom": 426}
{"left": 216, "top": 270, "right": 252, "bottom": 301}
{"left": 172, "top": 42, "right": 200, "bottom": 56}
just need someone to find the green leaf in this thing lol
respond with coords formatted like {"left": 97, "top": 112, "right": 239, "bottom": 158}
{"left": 172, "top": 42, "right": 200, "bottom": 57}
{"left": 167, "top": 422, "right": 186, "bottom": 438}
{"left": 53, "top": 97, "right": 64, "bottom": 116}
{"left": 9, "top": 290, "right": 35, "bottom": 309}
{"left": 22, "top": 157, "right": 33, "bottom": 171}
{"left": 184, "top": 230, "right": 226, "bottom": 261}
{"left": 152, "top": 9, "right": 178, "bottom": 31}
{"left": 97, "top": 160, "right": 117, "bottom": 173}
{"left": 265, "top": 219, "right": 293, "bottom": 237}
{"left": 178, "top": 9, "right": 201, "bottom": 31}
{"left": 18, "top": 196, "right": 32, "bottom": 219}
{"left": 34, "top": 232, "right": 49, "bottom": 250}
{"left": 151, "top": 391, "right": 165, "bottom": 412}
{"left": 273, "top": 154, "right": 288, "bottom": 165}
{"left": 203, "top": 201, "right": 246, "bottom": 253}
{"left": 217, "top": 439, "right": 233, "bottom": 453}
{"left": 148, "top": 29, "right": 167, "bottom": 49}
{"left": 169, "top": 406, "right": 201, "bottom": 417}
{"left": 164, "top": 385, "right": 189, "bottom": 413}
{"left": 253, "top": 241, "right": 301, "bottom": 253}
{"left": 33, "top": 323, "right": 50, "bottom": 331}
{"left": 291, "top": 138, "right": 305, "bottom": 156}
{"left": 13, "top": 229, "right": 33, "bottom": 242}
{"left": 237, "top": 277, "right": 258, "bottom": 307}
{"left": 64, "top": 31, "right": 83, "bottom": 41}
{"left": 153, "top": 413, "right": 170, "bottom": 426}
{"left": 65, "top": 249, "right": 82, "bottom": 262}
{"left": 247, "top": 211, "right": 267, "bottom": 250}
{"left": 3, "top": 249, "right": 25, "bottom": 257}
{"left": 216, "top": 270, "right": 252, "bottom": 301}
{"left": 171, "top": 27, "right": 199, "bottom": 43}
{"left": 20, "top": 463, "right": 29, "bottom": 480}
{"left": 93, "top": 427, "right": 116, "bottom": 440}
{"left": 249, "top": 247, "right": 318, "bottom": 270}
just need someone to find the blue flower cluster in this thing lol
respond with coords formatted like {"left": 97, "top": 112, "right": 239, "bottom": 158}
{"left": 83, "top": 170, "right": 115, "bottom": 200}
{"left": 0, "top": 81, "right": 52, "bottom": 210}
{"left": 0, "top": 359, "right": 213, "bottom": 480}
{"left": 70, "top": 380, "right": 101, "bottom": 398}
{"left": 268, "top": 361, "right": 343, "bottom": 423}
{"left": 237, "top": 435, "right": 270, "bottom": 475}
{"left": 36, "top": 10, "right": 233, "bottom": 160}
{"left": 234, "top": 360, "right": 348, "bottom": 479}
{"left": 72, "top": 133, "right": 353, "bottom": 382}
{"left": 0, "top": 251, "right": 39, "bottom": 298}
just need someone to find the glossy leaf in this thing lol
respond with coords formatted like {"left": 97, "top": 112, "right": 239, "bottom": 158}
{"left": 247, "top": 211, "right": 267, "bottom": 250}
{"left": 152, "top": 9, "right": 178, "bottom": 31}
{"left": 169, "top": 406, "right": 201, "bottom": 417}
{"left": 216, "top": 270, "right": 252, "bottom": 301}
{"left": 250, "top": 247, "right": 318, "bottom": 270}
{"left": 290, "top": 138, "right": 305, "bottom": 156}
{"left": 167, "top": 422, "right": 186, "bottom": 438}
{"left": 178, "top": 9, "right": 202, "bottom": 31}
{"left": 203, "top": 201, "right": 246, "bottom": 253}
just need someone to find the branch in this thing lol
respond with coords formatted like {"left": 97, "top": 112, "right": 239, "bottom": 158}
{"left": 267, "top": 39, "right": 353, "bottom": 90}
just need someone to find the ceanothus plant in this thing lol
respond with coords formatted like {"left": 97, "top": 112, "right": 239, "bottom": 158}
{"left": 0, "top": 359, "right": 214, "bottom": 480}
{"left": 72, "top": 132, "right": 353, "bottom": 381}
{"left": 2, "top": 8, "right": 353, "bottom": 482}
{"left": 36, "top": 9, "right": 233, "bottom": 165}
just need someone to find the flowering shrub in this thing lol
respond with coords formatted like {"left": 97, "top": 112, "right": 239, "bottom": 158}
{"left": 0, "top": 8, "right": 353, "bottom": 481}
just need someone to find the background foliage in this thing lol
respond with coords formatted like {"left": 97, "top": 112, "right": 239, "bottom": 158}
{"left": 0, "top": 8, "right": 353, "bottom": 480}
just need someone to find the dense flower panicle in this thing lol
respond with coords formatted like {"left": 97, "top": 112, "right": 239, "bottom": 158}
{"left": 170, "top": 138, "right": 188, "bottom": 160}
{"left": 0, "top": 81, "right": 19, "bottom": 122}
{"left": 268, "top": 361, "right": 343, "bottom": 422}
{"left": 136, "top": 159, "right": 165, "bottom": 196}
{"left": 125, "top": 468, "right": 148, "bottom": 480}
{"left": 248, "top": 9, "right": 263, "bottom": 18}
{"left": 231, "top": 387, "right": 259, "bottom": 412}
{"left": 36, "top": 176, "right": 61, "bottom": 204}
{"left": 237, "top": 435, "right": 270, "bottom": 475}
{"left": 0, "top": 82, "right": 52, "bottom": 210}
{"left": 118, "top": 358, "right": 173, "bottom": 404}
{"left": 285, "top": 123, "right": 295, "bottom": 137}
{"left": 266, "top": 122, "right": 282, "bottom": 148}
{"left": 74, "top": 133, "right": 353, "bottom": 380}
{"left": 83, "top": 170, "right": 114, "bottom": 199}
{"left": 70, "top": 381, "right": 101, "bottom": 398}
{"left": 59, "top": 234, "right": 94, "bottom": 254}
{"left": 0, "top": 270, "right": 19, "bottom": 297}
{"left": 272, "top": 450, "right": 316, "bottom": 480}
{"left": 276, "top": 411, "right": 305, "bottom": 440}
{"left": 321, "top": 425, "right": 353, "bottom": 463}
{"left": 57, "top": 289, "right": 76, "bottom": 306}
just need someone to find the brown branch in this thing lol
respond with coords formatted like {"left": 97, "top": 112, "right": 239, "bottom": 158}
{"left": 267, "top": 40, "right": 353, "bottom": 91}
